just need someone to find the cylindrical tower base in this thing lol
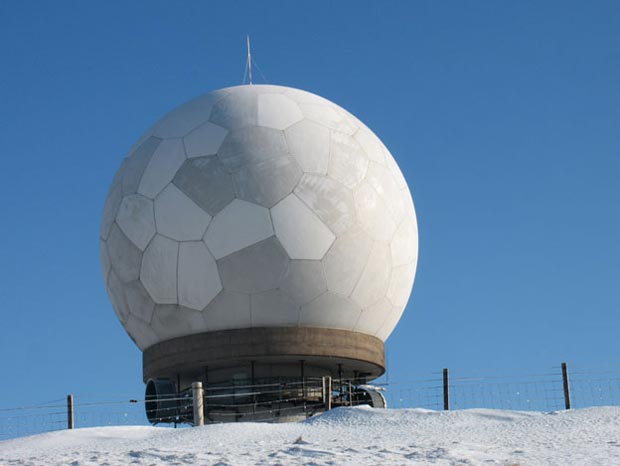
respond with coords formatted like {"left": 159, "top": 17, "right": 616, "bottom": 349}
{"left": 143, "top": 326, "right": 385, "bottom": 386}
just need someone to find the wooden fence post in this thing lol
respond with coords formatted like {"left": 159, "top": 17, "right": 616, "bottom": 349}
{"left": 192, "top": 382, "right": 204, "bottom": 426}
{"left": 562, "top": 362, "right": 571, "bottom": 410}
{"left": 348, "top": 381, "right": 353, "bottom": 406}
{"left": 67, "top": 394, "right": 74, "bottom": 429}
{"left": 443, "top": 368, "right": 449, "bottom": 411}
{"left": 322, "top": 376, "right": 332, "bottom": 411}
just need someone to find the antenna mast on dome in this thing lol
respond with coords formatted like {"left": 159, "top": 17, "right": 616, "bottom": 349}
{"left": 246, "top": 35, "right": 253, "bottom": 85}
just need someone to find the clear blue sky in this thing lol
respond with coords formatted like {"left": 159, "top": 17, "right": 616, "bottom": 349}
{"left": 0, "top": 1, "right": 618, "bottom": 407}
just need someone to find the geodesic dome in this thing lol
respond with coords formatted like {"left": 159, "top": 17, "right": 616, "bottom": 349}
{"left": 100, "top": 84, "right": 418, "bottom": 351}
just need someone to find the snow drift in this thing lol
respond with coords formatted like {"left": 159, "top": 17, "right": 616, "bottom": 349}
{"left": 2, "top": 406, "right": 620, "bottom": 465}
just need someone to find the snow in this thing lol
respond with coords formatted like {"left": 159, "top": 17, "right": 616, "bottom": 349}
{"left": 1, "top": 406, "right": 620, "bottom": 465}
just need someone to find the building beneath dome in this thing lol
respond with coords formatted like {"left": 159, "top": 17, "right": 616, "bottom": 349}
{"left": 100, "top": 84, "right": 418, "bottom": 423}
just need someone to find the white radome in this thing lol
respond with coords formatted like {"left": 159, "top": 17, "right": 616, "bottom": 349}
{"left": 100, "top": 84, "right": 418, "bottom": 350}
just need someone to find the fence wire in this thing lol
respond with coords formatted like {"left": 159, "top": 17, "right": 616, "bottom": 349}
{"left": 378, "top": 364, "right": 620, "bottom": 411}
{"left": 2, "top": 364, "right": 620, "bottom": 441}
{"left": 0, "top": 402, "right": 69, "bottom": 440}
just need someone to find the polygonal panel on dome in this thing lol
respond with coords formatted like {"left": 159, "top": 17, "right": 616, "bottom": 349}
{"left": 218, "top": 126, "right": 289, "bottom": 171}
{"left": 152, "top": 92, "right": 225, "bottom": 138}
{"left": 271, "top": 194, "right": 335, "bottom": 260}
{"left": 124, "top": 279, "right": 155, "bottom": 324}
{"left": 203, "top": 290, "right": 251, "bottom": 332}
{"left": 122, "top": 137, "right": 162, "bottom": 195}
{"left": 239, "top": 84, "right": 285, "bottom": 94}
{"left": 151, "top": 304, "right": 207, "bottom": 341}
{"left": 387, "top": 263, "right": 416, "bottom": 308}
{"left": 140, "top": 234, "right": 178, "bottom": 304}
{"left": 391, "top": 216, "right": 418, "bottom": 267}
{"left": 184, "top": 122, "right": 228, "bottom": 158}
{"left": 99, "top": 239, "right": 110, "bottom": 282}
{"left": 251, "top": 289, "right": 299, "bottom": 327}
{"left": 124, "top": 314, "right": 160, "bottom": 350}
{"left": 154, "top": 184, "right": 211, "bottom": 241}
{"left": 124, "top": 128, "right": 154, "bottom": 159}
{"left": 173, "top": 156, "right": 235, "bottom": 217}
{"left": 218, "top": 236, "right": 289, "bottom": 293}
{"left": 294, "top": 174, "right": 356, "bottom": 235}
{"left": 107, "top": 223, "right": 142, "bottom": 283}
{"left": 328, "top": 130, "right": 368, "bottom": 189}
{"left": 298, "top": 103, "right": 357, "bottom": 135}
{"left": 351, "top": 242, "right": 392, "bottom": 309}
{"left": 178, "top": 241, "right": 221, "bottom": 311}
{"left": 322, "top": 225, "right": 373, "bottom": 297}
{"left": 209, "top": 88, "right": 258, "bottom": 130}
{"left": 300, "top": 292, "right": 361, "bottom": 330}
{"left": 366, "top": 162, "right": 406, "bottom": 224}
{"left": 375, "top": 305, "right": 403, "bottom": 341}
{"left": 204, "top": 199, "right": 273, "bottom": 260}
{"left": 257, "top": 93, "right": 303, "bottom": 130}
{"left": 284, "top": 119, "right": 330, "bottom": 174}
{"left": 354, "top": 125, "right": 387, "bottom": 165}
{"left": 354, "top": 298, "right": 393, "bottom": 336}
{"left": 138, "top": 138, "right": 186, "bottom": 199}
{"left": 284, "top": 87, "right": 334, "bottom": 106}
{"left": 233, "top": 156, "right": 302, "bottom": 208}
{"left": 280, "top": 260, "right": 327, "bottom": 307}
{"left": 107, "top": 269, "right": 129, "bottom": 323}
{"left": 100, "top": 178, "right": 122, "bottom": 240}
{"left": 103, "top": 84, "right": 418, "bottom": 350}
{"left": 115, "top": 194, "right": 156, "bottom": 251}
{"left": 354, "top": 181, "right": 397, "bottom": 242}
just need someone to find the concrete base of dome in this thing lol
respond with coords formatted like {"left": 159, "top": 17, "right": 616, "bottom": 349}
{"left": 143, "top": 327, "right": 385, "bottom": 387}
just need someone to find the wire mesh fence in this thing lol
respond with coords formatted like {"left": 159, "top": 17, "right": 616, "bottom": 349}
{"left": 383, "top": 373, "right": 567, "bottom": 411}
{"left": 73, "top": 397, "right": 151, "bottom": 429}
{"left": 380, "top": 363, "right": 620, "bottom": 411}
{"left": 0, "top": 399, "right": 71, "bottom": 440}
{"left": 569, "top": 368, "right": 620, "bottom": 408}
{"left": 2, "top": 362, "right": 620, "bottom": 441}
{"left": 0, "top": 396, "right": 151, "bottom": 441}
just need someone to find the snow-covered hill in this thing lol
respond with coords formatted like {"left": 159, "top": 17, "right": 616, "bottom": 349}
{"left": 2, "top": 406, "right": 620, "bottom": 465}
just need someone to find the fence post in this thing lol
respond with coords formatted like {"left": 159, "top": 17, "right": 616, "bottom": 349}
{"left": 322, "top": 376, "right": 332, "bottom": 411}
{"left": 192, "top": 381, "right": 204, "bottom": 426}
{"left": 67, "top": 394, "right": 74, "bottom": 429}
{"left": 561, "top": 362, "right": 571, "bottom": 410}
{"left": 443, "top": 368, "right": 449, "bottom": 411}
{"left": 348, "top": 381, "right": 353, "bottom": 406}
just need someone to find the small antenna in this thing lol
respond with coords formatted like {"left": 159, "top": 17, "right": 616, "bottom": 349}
{"left": 246, "top": 35, "right": 253, "bottom": 85}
